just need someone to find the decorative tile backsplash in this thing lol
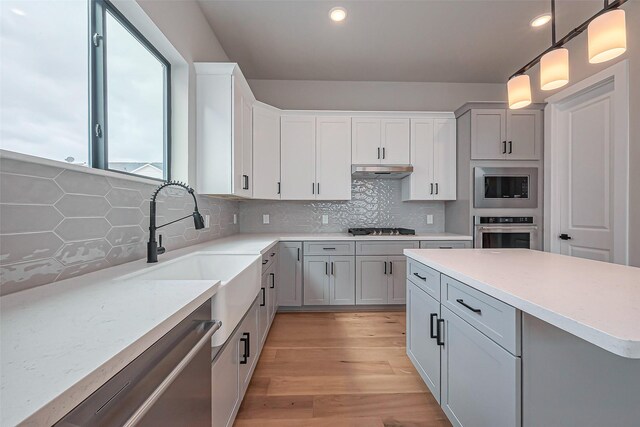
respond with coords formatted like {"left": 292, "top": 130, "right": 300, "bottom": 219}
{"left": 239, "top": 179, "right": 445, "bottom": 233}
{"left": 0, "top": 156, "right": 239, "bottom": 295}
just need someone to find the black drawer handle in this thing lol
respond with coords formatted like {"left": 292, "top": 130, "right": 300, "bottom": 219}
{"left": 436, "top": 319, "right": 445, "bottom": 346}
{"left": 430, "top": 313, "right": 438, "bottom": 339}
{"left": 260, "top": 287, "right": 266, "bottom": 306}
{"left": 456, "top": 298, "right": 482, "bottom": 314}
{"left": 413, "top": 272, "right": 426, "bottom": 281}
{"left": 323, "top": 247, "right": 336, "bottom": 250}
{"left": 269, "top": 272, "right": 275, "bottom": 289}
{"left": 270, "top": 252, "right": 276, "bottom": 257}
{"left": 240, "top": 332, "right": 250, "bottom": 364}
{"left": 262, "top": 260, "right": 268, "bottom": 265}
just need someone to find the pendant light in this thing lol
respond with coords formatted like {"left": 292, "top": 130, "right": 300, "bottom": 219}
{"left": 588, "top": 8, "right": 627, "bottom": 63}
{"left": 540, "top": 0, "right": 569, "bottom": 91}
{"left": 508, "top": 74, "right": 532, "bottom": 109}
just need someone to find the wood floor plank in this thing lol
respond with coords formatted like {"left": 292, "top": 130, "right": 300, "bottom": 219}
{"left": 233, "top": 311, "right": 450, "bottom": 427}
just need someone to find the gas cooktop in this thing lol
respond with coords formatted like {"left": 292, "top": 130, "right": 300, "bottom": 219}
{"left": 348, "top": 227, "right": 416, "bottom": 236}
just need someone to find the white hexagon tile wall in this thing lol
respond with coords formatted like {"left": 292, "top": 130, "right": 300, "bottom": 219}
{"left": 0, "top": 157, "right": 239, "bottom": 295}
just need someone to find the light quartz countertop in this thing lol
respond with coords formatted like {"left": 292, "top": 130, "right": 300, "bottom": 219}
{"left": 0, "top": 231, "right": 470, "bottom": 426}
{"left": 404, "top": 249, "right": 640, "bottom": 359}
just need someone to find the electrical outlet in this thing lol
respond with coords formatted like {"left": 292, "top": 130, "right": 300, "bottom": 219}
{"left": 322, "top": 214, "right": 329, "bottom": 225}
{"left": 204, "top": 214, "right": 211, "bottom": 229}
{"left": 233, "top": 214, "right": 237, "bottom": 224}
{"left": 427, "top": 214, "right": 434, "bottom": 225}
{"left": 263, "top": 214, "right": 270, "bottom": 224}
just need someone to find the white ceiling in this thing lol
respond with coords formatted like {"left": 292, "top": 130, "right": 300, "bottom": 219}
{"left": 197, "top": 0, "right": 604, "bottom": 83}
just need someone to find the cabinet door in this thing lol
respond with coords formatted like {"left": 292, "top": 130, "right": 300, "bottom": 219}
{"left": 387, "top": 256, "right": 407, "bottom": 304}
{"left": 252, "top": 104, "right": 281, "bottom": 199}
{"left": 506, "top": 110, "right": 542, "bottom": 160}
{"left": 277, "top": 242, "right": 302, "bottom": 306}
{"left": 281, "top": 116, "right": 316, "bottom": 200}
{"left": 303, "top": 256, "right": 330, "bottom": 305}
{"left": 407, "top": 281, "right": 441, "bottom": 403}
{"left": 471, "top": 109, "right": 507, "bottom": 160}
{"left": 441, "top": 306, "right": 521, "bottom": 427}
{"left": 352, "top": 118, "right": 381, "bottom": 164}
{"left": 240, "top": 93, "right": 253, "bottom": 197}
{"left": 258, "top": 278, "right": 269, "bottom": 345}
{"left": 232, "top": 84, "right": 245, "bottom": 195}
{"left": 211, "top": 330, "right": 240, "bottom": 427}
{"left": 433, "top": 119, "right": 456, "bottom": 200}
{"left": 355, "top": 256, "right": 388, "bottom": 304}
{"left": 316, "top": 116, "right": 352, "bottom": 200}
{"left": 381, "top": 118, "right": 410, "bottom": 164}
{"left": 330, "top": 256, "right": 355, "bottom": 305}
{"left": 239, "top": 299, "right": 259, "bottom": 395}
{"left": 267, "top": 266, "right": 277, "bottom": 321}
{"left": 404, "top": 119, "right": 434, "bottom": 200}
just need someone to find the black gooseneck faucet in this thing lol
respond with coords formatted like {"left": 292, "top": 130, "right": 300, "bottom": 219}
{"left": 147, "top": 181, "right": 205, "bottom": 263}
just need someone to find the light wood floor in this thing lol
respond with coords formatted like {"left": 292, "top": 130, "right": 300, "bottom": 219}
{"left": 234, "top": 311, "right": 451, "bottom": 427}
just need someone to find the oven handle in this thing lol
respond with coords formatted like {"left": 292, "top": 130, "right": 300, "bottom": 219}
{"left": 476, "top": 226, "right": 538, "bottom": 233}
{"left": 122, "top": 320, "right": 222, "bottom": 427}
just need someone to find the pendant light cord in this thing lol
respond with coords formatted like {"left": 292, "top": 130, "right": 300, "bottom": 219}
{"left": 551, "top": 0, "right": 557, "bottom": 45}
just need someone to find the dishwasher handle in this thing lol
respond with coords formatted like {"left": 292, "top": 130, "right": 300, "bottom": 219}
{"left": 123, "top": 320, "right": 222, "bottom": 427}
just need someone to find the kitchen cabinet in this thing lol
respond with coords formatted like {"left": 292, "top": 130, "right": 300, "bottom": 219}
{"left": 407, "top": 280, "right": 441, "bottom": 403}
{"left": 195, "top": 63, "right": 255, "bottom": 197}
{"left": 304, "top": 255, "right": 355, "bottom": 305}
{"left": 258, "top": 268, "right": 270, "bottom": 345}
{"left": 280, "top": 115, "right": 351, "bottom": 200}
{"left": 252, "top": 102, "right": 281, "bottom": 199}
{"left": 355, "top": 256, "right": 406, "bottom": 304}
{"left": 471, "top": 108, "right": 542, "bottom": 160}
{"left": 277, "top": 242, "right": 302, "bottom": 307}
{"left": 420, "top": 240, "right": 472, "bottom": 249}
{"left": 239, "top": 299, "right": 259, "bottom": 395}
{"left": 352, "top": 118, "right": 410, "bottom": 165}
{"left": 402, "top": 118, "right": 456, "bottom": 201}
{"left": 211, "top": 327, "right": 240, "bottom": 427}
{"left": 267, "top": 266, "right": 277, "bottom": 321}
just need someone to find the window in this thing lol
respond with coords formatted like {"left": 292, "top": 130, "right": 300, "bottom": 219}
{"left": 0, "top": 0, "right": 171, "bottom": 180}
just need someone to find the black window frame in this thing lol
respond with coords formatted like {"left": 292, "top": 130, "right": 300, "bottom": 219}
{"left": 89, "top": 0, "right": 171, "bottom": 181}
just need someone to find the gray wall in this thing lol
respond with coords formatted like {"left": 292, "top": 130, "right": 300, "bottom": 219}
{"left": 239, "top": 179, "right": 444, "bottom": 234}
{"left": 248, "top": 79, "right": 506, "bottom": 112}
{"left": 0, "top": 155, "right": 239, "bottom": 295}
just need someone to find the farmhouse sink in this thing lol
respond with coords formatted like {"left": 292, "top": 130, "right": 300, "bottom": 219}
{"left": 123, "top": 252, "right": 261, "bottom": 346}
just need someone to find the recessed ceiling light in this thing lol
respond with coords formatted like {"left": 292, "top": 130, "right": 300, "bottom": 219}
{"left": 329, "top": 7, "right": 347, "bottom": 23}
{"left": 10, "top": 8, "right": 26, "bottom": 16}
{"left": 530, "top": 13, "right": 551, "bottom": 28}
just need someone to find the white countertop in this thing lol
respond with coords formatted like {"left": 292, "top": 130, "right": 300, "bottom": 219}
{"left": 0, "top": 231, "right": 470, "bottom": 426}
{"left": 404, "top": 249, "right": 640, "bottom": 359}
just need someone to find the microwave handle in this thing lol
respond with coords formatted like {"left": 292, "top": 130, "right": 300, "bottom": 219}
{"left": 476, "top": 226, "right": 538, "bottom": 232}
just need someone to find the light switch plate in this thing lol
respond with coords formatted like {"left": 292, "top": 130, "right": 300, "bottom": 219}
{"left": 263, "top": 214, "right": 270, "bottom": 224}
{"left": 204, "top": 214, "right": 211, "bottom": 229}
{"left": 233, "top": 214, "right": 237, "bottom": 224}
{"left": 427, "top": 214, "right": 434, "bottom": 224}
{"left": 322, "top": 214, "right": 329, "bottom": 225}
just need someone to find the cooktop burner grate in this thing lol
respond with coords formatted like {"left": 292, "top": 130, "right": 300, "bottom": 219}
{"left": 348, "top": 227, "right": 416, "bottom": 236}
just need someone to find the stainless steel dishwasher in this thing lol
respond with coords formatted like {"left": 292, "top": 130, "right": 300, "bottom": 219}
{"left": 56, "top": 299, "right": 221, "bottom": 427}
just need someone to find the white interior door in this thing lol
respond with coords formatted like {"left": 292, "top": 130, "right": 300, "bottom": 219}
{"left": 280, "top": 116, "right": 316, "bottom": 200}
{"left": 316, "top": 116, "right": 352, "bottom": 200}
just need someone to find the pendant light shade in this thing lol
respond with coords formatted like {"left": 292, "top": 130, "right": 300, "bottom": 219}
{"left": 588, "top": 9, "right": 627, "bottom": 64}
{"left": 508, "top": 75, "right": 532, "bottom": 109}
{"left": 540, "top": 48, "right": 569, "bottom": 90}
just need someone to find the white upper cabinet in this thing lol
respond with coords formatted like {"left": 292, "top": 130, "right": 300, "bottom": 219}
{"left": 281, "top": 115, "right": 352, "bottom": 201}
{"left": 280, "top": 116, "right": 316, "bottom": 200}
{"left": 252, "top": 102, "right": 281, "bottom": 200}
{"left": 402, "top": 118, "right": 456, "bottom": 201}
{"left": 195, "top": 63, "right": 255, "bottom": 197}
{"left": 316, "top": 116, "right": 351, "bottom": 200}
{"left": 471, "top": 108, "right": 542, "bottom": 160}
{"left": 352, "top": 118, "right": 410, "bottom": 165}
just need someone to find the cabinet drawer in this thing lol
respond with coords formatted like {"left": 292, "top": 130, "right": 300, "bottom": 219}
{"left": 356, "top": 240, "right": 419, "bottom": 256}
{"left": 407, "top": 259, "right": 440, "bottom": 301}
{"left": 304, "top": 241, "right": 354, "bottom": 256}
{"left": 420, "top": 240, "right": 471, "bottom": 249}
{"left": 261, "top": 245, "right": 279, "bottom": 273}
{"left": 442, "top": 275, "right": 520, "bottom": 355}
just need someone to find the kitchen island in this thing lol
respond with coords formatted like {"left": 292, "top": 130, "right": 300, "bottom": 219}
{"left": 404, "top": 248, "right": 640, "bottom": 427}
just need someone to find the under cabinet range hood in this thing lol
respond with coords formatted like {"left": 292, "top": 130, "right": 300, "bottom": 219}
{"left": 351, "top": 165, "right": 414, "bottom": 179}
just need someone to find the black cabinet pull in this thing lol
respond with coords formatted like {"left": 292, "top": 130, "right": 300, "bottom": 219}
{"left": 383, "top": 261, "right": 387, "bottom": 275}
{"left": 242, "top": 174, "right": 249, "bottom": 190}
{"left": 436, "top": 319, "right": 445, "bottom": 346}
{"left": 435, "top": 183, "right": 439, "bottom": 195}
{"left": 317, "top": 183, "right": 320, "bottom": 195}
{"left": 456, "top": 298, "right": 482, "bottom": 314}
{"left": 502, "top": 141, "right": 507, "bottom": 154}
{"left": 260, "top": 287, "right": 266, "bottom": 306}
{"left": 413, "top": 272, "right": 426, "bottom": 281}
{"left": 262, "top": 260, "right": 268, "bottom": 265}
{"left": 430, "top": 313, "right": 438, "bottom": 339}
{"left": 240, "top": 332, "right": 250, "bottom": 364}
{"left": 325, "top": 262, "right": 328, "bottom": 276}
{"left": 277, "top": 182, "right": 281, "bottom": 194}
{"left": 322, "top": 247, "right": 336, "bottom": 250}
{"left": 389, "top": 261, "right": 393, "bottom": 275}
{"left": 508, "top": 141, "right": 513, "bottom": 154}
{"left": 382, "top": 147, "right": 386, "bottom": 159}
{"left": 430, "top": 183, "right": 434, "bottom": 195}
{"left": 312, "top": 183, "right": 315, "bottom": 194}
{"left": 377, "top": 147, "right": 381, "bottom": 159}
{"left": 270, "top": 252, "right": 276, "bottom": 257}
{"left": 297, "top": 248, "right": 300, "bottom": 261}
{"left": 269, "top": 272, "right": 275, "bottom": 288}
{"left": 331, "top": 262, "right": 334, "bottom": 276}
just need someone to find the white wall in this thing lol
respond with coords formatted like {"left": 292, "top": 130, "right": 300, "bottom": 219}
{"left": 248, "top": 79, "right": 506, "bottom": 111}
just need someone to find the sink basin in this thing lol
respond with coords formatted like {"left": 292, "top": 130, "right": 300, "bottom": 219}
{"left": 123, "top": 252, "right": 261, "bottom": 346}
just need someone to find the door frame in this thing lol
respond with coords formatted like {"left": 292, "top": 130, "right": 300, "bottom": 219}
{"left": 544, "top": 60, "right": 629, "bottom": 264}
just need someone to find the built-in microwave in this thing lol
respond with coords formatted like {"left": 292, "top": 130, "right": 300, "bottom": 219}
{"left": 474, "top": 167, "right": 538, "bottom": 209}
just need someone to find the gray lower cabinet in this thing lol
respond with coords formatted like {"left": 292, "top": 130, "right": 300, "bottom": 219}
{"left": 278, "top": 242, "right": 302, "bottom": 307}
{"left": 441, "top": 306, "right": 520, "bottom": 427}
{"left": 211, "top": 327, "right": 240, "bottom": 427}
{"left": 407, "top": 280, "right": 441, "bottom": 402}
{"left": 356, "top": 256, "right": 407, "bottom": 304}
{"left": 304, "top": 255, "right": 355, "bottom": 305}
{"left": 239, "top": 299, "right": 259, "bottom": 395}
{"left": 420, "top": 240, "right": 472, "bottom": 249}
{"left": 259, "top": 270, "right": 270, "bottom": 344}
